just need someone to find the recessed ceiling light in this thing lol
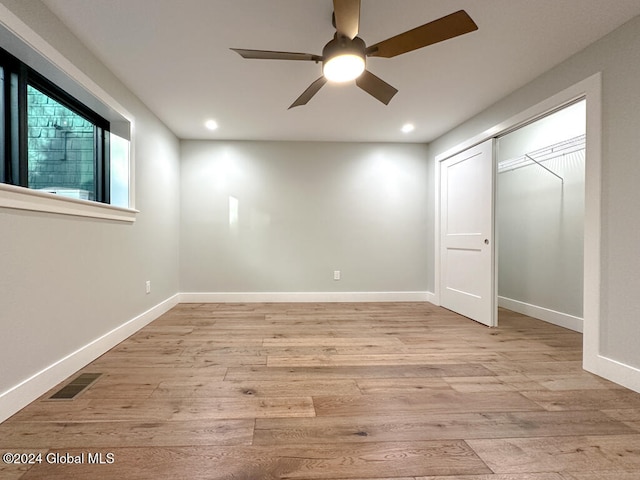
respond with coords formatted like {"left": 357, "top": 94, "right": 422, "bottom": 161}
{"left": 205, "top": 119, "right": 218, "bottom": 131}
{"left": 401, "top": 123, "right": 415, "bottom": 133}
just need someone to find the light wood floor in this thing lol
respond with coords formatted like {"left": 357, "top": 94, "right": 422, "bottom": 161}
{"left": 2, "top": 302, "right": 640, "bottom": 479}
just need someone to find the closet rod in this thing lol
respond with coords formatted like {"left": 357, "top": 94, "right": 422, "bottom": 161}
{"left": 524, "top": 154, "right": 564, "bottom": 184}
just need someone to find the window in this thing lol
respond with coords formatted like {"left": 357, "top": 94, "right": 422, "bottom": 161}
{"left": 1, "top": 46, "right": 112, "bottom": 204}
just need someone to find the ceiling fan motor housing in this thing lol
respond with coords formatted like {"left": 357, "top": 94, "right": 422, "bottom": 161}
{"left": 322, "top": 36, "right": 367, "bottom": 82}
{"left": 322, "top": 35, "right": 366, "bottom": 65}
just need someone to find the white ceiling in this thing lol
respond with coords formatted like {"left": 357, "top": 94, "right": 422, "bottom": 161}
{"left": 41, "top": 0, "right": 640, "bottom": 143}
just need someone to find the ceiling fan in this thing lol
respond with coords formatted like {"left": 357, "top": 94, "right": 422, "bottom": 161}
{"left": 231, "top": 0, "right": 478, "bottom": 109}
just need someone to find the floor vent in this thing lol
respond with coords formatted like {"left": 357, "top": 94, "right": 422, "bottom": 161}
{"left": 48, "top": 373, "right": 102, "bottom": 400}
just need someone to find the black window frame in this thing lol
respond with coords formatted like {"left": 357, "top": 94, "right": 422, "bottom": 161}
{"left": 1, "top": 45, "right": 111, "bottom": 204}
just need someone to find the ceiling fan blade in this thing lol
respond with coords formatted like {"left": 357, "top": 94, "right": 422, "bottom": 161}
{"left": 355, "top": 70, "right": 398, "bottom": 105}
{"left": 333, "top": 0, "right": 361, "bottom": 39}
{"left": 231, "top": 48, "right": 321, "bottom": 62}
{"left": 366, "top": 10, "right": 478, "bottom": 58}
{"left": 289, "top": 76, "right": 328, "bottom": 109}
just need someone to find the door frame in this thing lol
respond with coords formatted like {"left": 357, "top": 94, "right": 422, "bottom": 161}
{"left": 433, "top": 73, "right": 602, "bottom": 378}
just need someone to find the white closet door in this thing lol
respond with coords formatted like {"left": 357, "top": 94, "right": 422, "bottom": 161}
{"left": 440, "top": 139, "right": 495, "bottom": 327}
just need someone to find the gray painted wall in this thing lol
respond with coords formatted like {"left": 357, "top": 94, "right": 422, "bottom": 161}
{"left": 428, "top": 15, "right": 640, "bottom": 369}
{"left": 180, "top": 141, "right": 430, "bottom": 293}
{"left": 0, "top": 1, "right": 180, "bottom": 397}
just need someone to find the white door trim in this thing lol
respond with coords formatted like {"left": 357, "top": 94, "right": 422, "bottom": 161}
{"left": 433, "top": 72, "right": 603, "bottom": 382}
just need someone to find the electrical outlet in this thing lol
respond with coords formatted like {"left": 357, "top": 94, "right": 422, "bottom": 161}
{"left": 333, "top": 270, "right": 341, "bottom": 281}
{"left": 145, "top": 280, "right": 151, "bottom": 294}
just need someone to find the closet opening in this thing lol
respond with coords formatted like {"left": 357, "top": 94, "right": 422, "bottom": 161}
{"left": 496, "top": 99, "right": 586, "bottom": 333}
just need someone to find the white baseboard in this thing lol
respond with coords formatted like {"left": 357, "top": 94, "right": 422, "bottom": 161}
{"left": 498, "top": 296, "right": 583, "bottom": 333}
{"left": 0, "top": 294, "right": 180, "bottom": 423}
{"left": 584, "top": 354, "right": 640, "bottom": 394}
{"left": 180, "top": 291, "right": 430, "bottom": 303}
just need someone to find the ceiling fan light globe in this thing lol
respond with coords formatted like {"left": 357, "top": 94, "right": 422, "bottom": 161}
{"left": 323, "top": 54, "right": 365, "bottom": 83}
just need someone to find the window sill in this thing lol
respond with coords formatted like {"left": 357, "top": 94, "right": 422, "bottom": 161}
{"left": 0, "top": 183, "right": 138, "bottom": 222}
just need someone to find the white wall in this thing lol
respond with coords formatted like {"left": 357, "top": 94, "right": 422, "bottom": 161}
{"left": 180, "top": 141, "right": 431, "bottom": 297}
{"left": 0, "top": 0, "right": 180, "bottom": 420}
{"left": 429, "top": 15, "right": 640, "bottom": 372}
{"left": 497, "top": 102, "right": 586, "bottom": 320}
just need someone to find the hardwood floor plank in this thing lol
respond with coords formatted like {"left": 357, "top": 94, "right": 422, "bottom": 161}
{"left": 332, "top": 344, "right": 466, "bottom": 355}
{"left": 262, "top": 337, "right": 405, "bottom": 347}
{"left": 254, "top": 410, "right": 634, "bottom": 445}
{"left": 266, "top": 352, "right": 505, "bottom": 367}
{"left": 442, "top": 376, "right": 520, "bottom": 393}
{"left": 522, "top": 390, "right": 640, "bottom": 411}
{"left": 526, "top": 374, "right": 626, "bottom": 391}
{"left": 467, "top": 434, "right": 640, "bottom": 474}
{"left": 108, "top": 344, "right": 186, "bottom": 355}
{"left": 482, "top": 360, "right": 584, "bottom": 376}
{"left": 356, "top": 378, "right": 453, "bottom": 395}
{"left": 99, "top": 351, "right": 267, "bottom": 367}
{"left": 600, "top": 408, "right": 640, "bottom": 432}
{"left": 0, "top": 419, "right": 254, "bottom": 448}
{"left": 418, "top": 474, "right": 565, "bottom": 480}
{"left": 225, "top": 363, "right": 495, "bottom": 381}
{"left": 167, "top": 396, "right": 316, "bottom": 420}
{"left": 498, "top": 350, "right": 583, "bottom": 362}
{"left": 8, "top": 398, "right": 174, "bottom": 423}
{"left": 18, "top": 442, "right": 491, "bottom": 479}
{"left": 32, "top": 368, "right": 227, "bottom": 403}
{"left": 151, "top": 379, "right": 361, "bottom": 398}
{"left": 313, "top": 391, "right": 543, "bottom": 417}
{"left": 84, "top": 355, "right": 199, "bottom": 368}
{"left": 9, "top": 396, "right": 314, "bottom": 423}
{"left": 558, "top": 472, "right": 640, "bottom": 479}
{"left": 74, "top": 367, "right": 228, "bottom": 382}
